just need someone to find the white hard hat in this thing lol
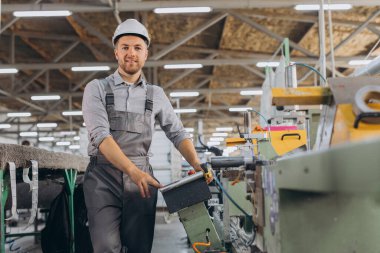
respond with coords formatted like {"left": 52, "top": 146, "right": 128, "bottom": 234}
{"left": 112, "top": 19, "right": 150, "bottom": 47}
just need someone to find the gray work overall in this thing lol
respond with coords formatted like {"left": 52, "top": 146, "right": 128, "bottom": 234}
{"left": 83, "top": 80, "right": 157, "bottom": 253}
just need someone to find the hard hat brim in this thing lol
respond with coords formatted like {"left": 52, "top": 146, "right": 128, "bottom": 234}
{"left": 113, "top": 33, "right": 150, "bottom": 47}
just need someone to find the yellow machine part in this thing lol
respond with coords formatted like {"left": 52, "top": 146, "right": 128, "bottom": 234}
{"left": 331, "top": 104, "right": 380, "bottom": 146}
{"left": 226, "top": 130, "right": 307, "bottom": 156}
{"left": 265, "top": 130, "right": 307, "bottom": 156}
{"left": 272, "top": 87, "right": 332, "bottom": 106}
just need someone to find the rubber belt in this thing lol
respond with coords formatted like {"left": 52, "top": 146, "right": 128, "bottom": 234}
{"left": 24, "top": 160, "right": 38, "bottom": 229}
{"left": 5, "top": 162, "right": 18, "bottom": 221}
{"left": 23, "top": 167, "right": 32, "bottom": 187}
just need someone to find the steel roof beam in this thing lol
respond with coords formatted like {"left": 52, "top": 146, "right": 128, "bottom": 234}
{"left": 4, "top": 1, "right": 380, "bottom": 13}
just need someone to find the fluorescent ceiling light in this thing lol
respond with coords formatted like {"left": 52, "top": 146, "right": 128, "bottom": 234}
{"left": 60, "top": 131, "right": 76, "bottom": 136}
{"left": 13, "top": 10, "right": 72, "bottom": 17}
{"left": 62, "top": 111, "right": 83, "bottom": 116}
{"left": 69, "top": 145, "right": 80, "bottom": 150}
{"left": 207, "top": 141, "right": 220, "bottom": 146}
{"left": 173, "top": 108, "right": 197, "bottom": 113}
{"left": 294, "top": 4, "right": 352, "bottom": 11}
{"left": 0, "top": 124, "right": 11, "bottom": 129}
{"left": 31, "top": 95, "right": 61, "bottom": 101}
{"left": 0, "top": 68, "right": 18, "bottom": 74}
{"left": 229, "top": 107, "right": 252, "bottom": 112}
{"left": 240, "top": 90, "right": 263, "bottom": 96}
{"left": 71, "top": 66, "right": 111, "bottom": 72}
{"left": 39, "top": 137, "right": 55, "bottom": 142}
{"left": 154, "top": 7, "right": 212, "bottom": 14}
{"left": 170, "top": 92, "right": 200, "bottom": 97}
{"left": 73, "top": 136, "right": 80, "bottom": 141}
{"left": 7, "top": 112, "right": 31, "bottom": 117}
{"left": 256, "top": 62, "right": 280, "bottom": 68}
{"left": 212, "top": 133, "right": 228, "bottom": 137}
{"left": 348, "top": 60, "right": 372, "bottom": 66}
{"left": 164, "top": 64, "right": 203, "bottom": 69}
{"left": 210, "top": 137, "right": 224, "bottom": 142}
{"left": 184, "top": 128, "right": 194, "bottom": 132}
{"left": 56, "top": 141, "right": 71, "bottom": 146}
{"left": 37, "top": 123, "right": 58, "bottom": 128}
{"left": 216, "top": 127, "right": 233, "bottom": 132}
{"left": 20, "top": 132, "right": 38, "bottom": 137}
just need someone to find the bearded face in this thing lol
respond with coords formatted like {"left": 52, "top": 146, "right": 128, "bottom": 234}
{"left": 114, "top": 35, "right": 148, "bottom": 76}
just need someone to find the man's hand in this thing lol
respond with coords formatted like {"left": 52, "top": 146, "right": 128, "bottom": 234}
{"left": 128, "top": 165, "right": 163, "bottom": 198}
{"left": 193, "top": 164, "right": 214, "bottom": 184}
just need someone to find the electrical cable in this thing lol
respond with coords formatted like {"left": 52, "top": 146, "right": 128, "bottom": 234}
{"left": 211, "top": 170, "right": 257, "bottom": 245}
{"left": 291, "top": 62, "right": 327, "bottom": 83}
{"left": 248, "top": 108, "right": 272, "bottom": 143}
{"left": 212, "top": 170, "right": 250, "bottom": 218}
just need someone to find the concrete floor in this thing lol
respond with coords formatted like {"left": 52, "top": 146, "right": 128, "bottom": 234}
{"left": 152, "top": 212, "right": 193, "bottom": 253}
{"left": 5, "top": 212, "right": 193, "bottom": 253}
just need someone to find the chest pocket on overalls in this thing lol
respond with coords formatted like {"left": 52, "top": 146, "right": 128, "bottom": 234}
{"left": 109, "top": 111, "right": 144, "bottom": 134}
{"left": 126, "top": 112, "right": 144, "bottom": 134}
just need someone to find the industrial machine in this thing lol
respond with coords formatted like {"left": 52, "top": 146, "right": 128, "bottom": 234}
{"left": 162, "top": 76, "right": 380, "bottom": 253}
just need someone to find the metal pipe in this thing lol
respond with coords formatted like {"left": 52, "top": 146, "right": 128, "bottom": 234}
{"left": 210, "top": 156, "right": 254, "bottom": 168}
{"left": 353, "top": 55, "right": 380, "bottom": 76}
{"left": 318, "top": 0, "right": 327, "bottom": 85}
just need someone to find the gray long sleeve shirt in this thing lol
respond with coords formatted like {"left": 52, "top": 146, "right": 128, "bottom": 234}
{"left": 82, "top": 70, "right": 190, "bottom": 156}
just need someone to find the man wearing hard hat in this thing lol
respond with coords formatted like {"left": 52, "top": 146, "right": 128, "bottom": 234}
{"left": 82, "top": 19, "right": 205, "bottom": 253}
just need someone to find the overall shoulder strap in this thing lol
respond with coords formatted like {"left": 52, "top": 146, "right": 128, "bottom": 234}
{"left": 145, "top": 84, "right": 154, "bottom": 115}
{"left": 99, "top": 78, "right": 114, "bottom": 106}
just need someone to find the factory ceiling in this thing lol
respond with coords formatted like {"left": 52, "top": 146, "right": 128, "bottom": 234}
{"left": 1, "top": 0, "right": 380, "bottom": 137}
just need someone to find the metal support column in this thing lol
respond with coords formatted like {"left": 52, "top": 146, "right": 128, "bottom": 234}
{"left": 64, "top": 169, "right": 77, "bottom": 253}
{"left": 1, "top": 170, "right": 8, "bottom": 253}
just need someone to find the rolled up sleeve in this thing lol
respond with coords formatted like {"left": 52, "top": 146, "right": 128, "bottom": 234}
{"left": 82, "top": 79, "right": 111, "bottom": 153}
{"left": 155, "top": 87, "right": 190, "bottom": 148}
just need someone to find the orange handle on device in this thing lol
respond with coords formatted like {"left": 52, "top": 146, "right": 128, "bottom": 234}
{"left": 192, "top": 241, "right": 211, "bottom": 253}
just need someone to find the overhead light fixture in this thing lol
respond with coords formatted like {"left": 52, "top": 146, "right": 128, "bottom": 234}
{"left": 0, "top": 124, "right": 11, "bottom": 129}
{"left": 173, "top": 108, "right": 197, "bottom": 113}
{"left": 210, "top": 137, "right": 224, "bottom": 142}
{"left": 73, "top": 136, "right": 80, "bottom": 141}
{"left": 7, "top": 112, "right": 31, "bottom": 117}
{"left": 164, "top": 64, "right": 203, "bottom": 69}
{"left": 170, "top": 92, "right": 200, "bottom": 97}
{"left": 69, "top": 145, "right": 80, "bottom": 150}
{"left": 31, "top": 95, "right": 61, "bottom": 101}
{"left": 62, "top": 111, "right": 82, "bottom": 116}
{"left": 13, "top": 10, "right": 72, "bottom": 17}
{"left": 229, "top": 107, "right": 252, "bottom": 112}
{"left": 256, "top": 62, "right": 280, "bottom": 68}
{"left": 60, "top": 131, "right": 76, "bottom": 136}
{"left": 294, "top": 4, "right": 352, "bottom": 11}
{"left": 240, "top": 90, "right": 263, "bottom": 96}
{"left": 348, "top": 60, "right": 372, "bottom": 66}
{"left": 56, "top": 141, "right": 71, "bottom": 146}
{"left": 0, "top": 68, "right": 18, "bottom": 74}
{"left": 37, "top": 123, "right": 58, "bottom": 128}
{"left": 39, "top": 136, "right": 55, "bottom": 142}
{"left": 184, "top": 128, "right": 194, "bottom": 132}
{"left": 154, "top": 7, "right": 212, "bottom": 14}
{"left": 207, "top": 141, "right": 220, "bottom": 146}
{"left": 216, "top": 127, "right": 233, "bottom": 132}
{"left": 212, "top": 133, "right": 228, "bottom": 137}
{"left": 20, "top": 131, "right": 38, "bottom": 137}
{"left": 71, "top": 66, "right": 111, "bottom": 72}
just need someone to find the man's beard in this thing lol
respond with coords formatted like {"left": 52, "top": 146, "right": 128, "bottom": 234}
{"left": 122, "top": 62, "right": 140, "bottom": 75}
